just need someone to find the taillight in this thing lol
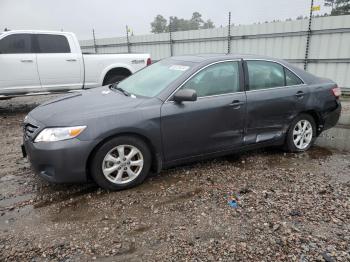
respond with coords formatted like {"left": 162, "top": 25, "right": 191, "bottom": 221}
{"left": 146, "top": 58, "right": 152, "bottom": 66}
{"left": 332, "top": 85, "right": 342, "bottom": 99}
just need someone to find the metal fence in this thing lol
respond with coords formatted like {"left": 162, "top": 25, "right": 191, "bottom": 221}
{"left": 80, "top": 15, "right": 350, "bottom": 92}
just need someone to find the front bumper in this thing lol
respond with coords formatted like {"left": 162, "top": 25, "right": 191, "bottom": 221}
{"left": 23, "top": 137, "right": 96, "bottom": 183}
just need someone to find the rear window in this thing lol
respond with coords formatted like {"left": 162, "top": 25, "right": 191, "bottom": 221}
{"left": 285, "top": 68, "right": 303, "bottom": 86}
{"left": 0, "top": 34, "right": 32, "bottom": 54}
{"left": 36, "top": 34, "right": 70, "bottom": 53}
{"left": 247, "top": 60, "right": 304, "bottom": 90}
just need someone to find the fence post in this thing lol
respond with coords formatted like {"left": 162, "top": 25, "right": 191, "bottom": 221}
{"left": 92, "top": 29, "right": 97, "bottom": 54}
{"left": 169, "top": 20, "right": 174, "bottom": 56}
{"left": 126, "top": 25, "right": 131, "bottom": 53}
{"left": 304, "top": 0, "right": 314, "bottom": 70}
{"left": 227, "top": 12, "right": 231, "bottom": 54}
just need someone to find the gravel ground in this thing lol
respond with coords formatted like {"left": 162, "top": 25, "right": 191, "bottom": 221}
{"left": 0, "top": 95, "right": 349, "bottom": 261}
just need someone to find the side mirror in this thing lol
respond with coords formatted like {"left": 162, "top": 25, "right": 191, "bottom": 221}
{"left": 173, "top": 89, "right": 197, "bottom": 103}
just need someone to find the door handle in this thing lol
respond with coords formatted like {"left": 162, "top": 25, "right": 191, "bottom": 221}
{"left": 20, "top": 59, "right": 33, "bottom": 63}
{"left": 228, "top": 100, "right": 244, "bottom": 109}
{"left": 66, "top": 59, "right": 77, "bottom": 62}
{"left": 295, "top": 91, "right": 305, "bottom": 98}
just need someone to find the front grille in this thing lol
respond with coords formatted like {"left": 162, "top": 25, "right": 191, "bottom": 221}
{"left": 24, "top": 123, "right": 39, "bottom": 139}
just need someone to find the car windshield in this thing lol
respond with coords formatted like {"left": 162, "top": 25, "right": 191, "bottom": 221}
{"left": 116, "top": 60, "right": 192, "bottom": 98}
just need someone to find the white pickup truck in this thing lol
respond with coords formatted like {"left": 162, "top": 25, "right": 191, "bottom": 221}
{"left": 0, "top": 30, "right": 151, "bottom": 98}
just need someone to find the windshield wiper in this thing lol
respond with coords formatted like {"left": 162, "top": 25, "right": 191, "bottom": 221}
{"left": 110, "top": 82, "right": 130, "bottom": 96}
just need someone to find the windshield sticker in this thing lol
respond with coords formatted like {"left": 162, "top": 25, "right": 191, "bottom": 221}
{"left": 169, "top": 65, "right": 189, "bottom": 71}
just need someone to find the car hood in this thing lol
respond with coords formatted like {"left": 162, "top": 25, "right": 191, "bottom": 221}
{"left": 28, "top": 86, "right": 147, "bottom": 126}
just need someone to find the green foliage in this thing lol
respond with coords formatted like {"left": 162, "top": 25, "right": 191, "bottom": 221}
{"left": 324, "top": 0, "right": 350, "bottom": 15}
{"left": 150, "top": 12, "right": 215, "bottom": 33}
{"left": 151, "top": 15, "right": 168, "bottom": 34}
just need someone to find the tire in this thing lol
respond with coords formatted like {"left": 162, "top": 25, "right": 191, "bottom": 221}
{"left": 285, "top": 114, "right": 316, "bottom": 153}
{"left": 90, "top": 136, "right": 151, "bottom": 190}
{"left": 104, "top": 74, "right": 128, "bottom": 85}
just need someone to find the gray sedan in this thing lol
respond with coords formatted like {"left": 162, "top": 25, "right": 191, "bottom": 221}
{"left": 22, "top": 54, "right": 341, "bottom": 190}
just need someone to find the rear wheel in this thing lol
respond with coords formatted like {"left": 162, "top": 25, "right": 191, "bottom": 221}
{"left": 285, "top": 114, "right": 316, "bottom": 152}
{"left": 90, "top": 136, "right": 151, "bottom": 190}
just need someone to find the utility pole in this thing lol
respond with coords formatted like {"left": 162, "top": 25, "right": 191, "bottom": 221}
{"left": 126, "top": 25, "right": 131, "bottom": 53}
{"left": 169, "top": 19, "right": 173, "bottom": 56}
{"left": 227, "top": 12, "right": 231, "bottom": 54}
{"left": 92, "top": 29, "right": 97, "bottom": 54}
{"left": 304, "top": 0, "right": 314, "bottom": 70}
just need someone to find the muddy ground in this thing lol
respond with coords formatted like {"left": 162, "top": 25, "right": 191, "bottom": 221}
{"left": 0, "top": 96, "right": 349, "bottom": 261}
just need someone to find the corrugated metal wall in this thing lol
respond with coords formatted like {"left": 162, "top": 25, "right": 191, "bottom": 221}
{"left": 80, "top": 15, "right": 350, "bottom": 89}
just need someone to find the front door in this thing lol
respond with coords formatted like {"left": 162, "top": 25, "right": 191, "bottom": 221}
{"left": 161, "top": 61, "right": 246, "bottom": 162}
{"left": 0, "top": 33, "right": 41, "bottom": 93}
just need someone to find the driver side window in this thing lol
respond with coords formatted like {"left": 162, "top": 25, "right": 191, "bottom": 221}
{"left": 182, "top": 61, "right": 240, "bottom": 97}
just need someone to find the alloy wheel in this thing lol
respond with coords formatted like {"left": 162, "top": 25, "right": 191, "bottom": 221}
{"left": 102, "top": 144, "right": 144, "bottom": 184}
{"left": 292, "top": 119, "right": 313, "bottom": 150}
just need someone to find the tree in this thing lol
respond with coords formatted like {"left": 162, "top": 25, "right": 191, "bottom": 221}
{"left": 325, "top": 0, "right": 350, "bottom": 15}
{"left": 151, "top": 12, "right": 215, "bottom": 33}
{"left": 189, "top": 12, "right": 204, "bottom": 30}
{"left": 151, "top": 15, "right": 168, "bottom": 33}
{"left": 201, "top": 19, "right": 215, "bottom": 29}
{"left": 324, "top": 0, "right": 336, "bottom": 10}
{"left": 169, "top": 16, "right": 191, "bottom": 31}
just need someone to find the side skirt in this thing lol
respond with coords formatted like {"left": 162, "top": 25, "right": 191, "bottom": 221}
{"left": 161, "top": 137, "right": 285, "bottom": 170}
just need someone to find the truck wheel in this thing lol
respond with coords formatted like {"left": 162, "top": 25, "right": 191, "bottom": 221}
{"left": 90, "top": 136, "right": 151, "bottom": 190}
{"left": 104, "top": 74, "right": 128, "bottom": 85}
{"left": 285, "top": 114, "right": 316, "bottom": 152}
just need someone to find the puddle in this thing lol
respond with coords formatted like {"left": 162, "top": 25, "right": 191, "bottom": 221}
{"left": 316, "top": 127, "right": 350, "bottom": 152}
{"left": 0, "top": 193, "right": 34, "bottom": 210}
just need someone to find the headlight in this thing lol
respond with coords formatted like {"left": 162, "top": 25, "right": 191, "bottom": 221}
{"left": 34, "top": 126, "right": 87, "bottom": 142}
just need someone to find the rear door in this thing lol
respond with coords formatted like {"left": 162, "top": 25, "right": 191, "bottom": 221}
{"left": 161, "top": 60, "right": 246, "bottom": 162}
{"left": 0, "top": 33, "right": 41, "bottom": 92}
{"left": 35, "top": 33, "right": 82, "bottom": 91}
{"left": 244, "top": 60, "right": 307, "bottom": 144}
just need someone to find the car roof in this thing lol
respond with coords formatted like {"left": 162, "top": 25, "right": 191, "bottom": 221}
{"left": 0, "top": 30, "right": 74, "bottom": 35}
{"left": 167, "top": 53, "right": 319, "bottom": 86}
{"left": 169, "top": 53, "right": 284, "bottom": 63}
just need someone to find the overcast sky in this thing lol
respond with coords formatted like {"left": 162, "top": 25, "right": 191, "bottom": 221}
{"left": 0, "top": 0, "right": 329, "bottom": 40}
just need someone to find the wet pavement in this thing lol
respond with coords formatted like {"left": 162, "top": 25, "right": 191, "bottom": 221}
{"left": 0, "top": 95, "right": 350, "bottom": 261}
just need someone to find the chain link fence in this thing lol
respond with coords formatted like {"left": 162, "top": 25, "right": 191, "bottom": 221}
{"left": 80, "top": 15, "right": 350, "bottom": 94}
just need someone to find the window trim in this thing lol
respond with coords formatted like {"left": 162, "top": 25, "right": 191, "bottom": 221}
{"left": 165, "top": 59, "right": 243, "bottom": 103}
{"left": 244, "top": 59, "right": 306, "bottom": 92}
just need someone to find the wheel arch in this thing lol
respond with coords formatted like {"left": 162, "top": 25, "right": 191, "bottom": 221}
{"left": 86, "top": 132, "right": 162, "bottom": 181}
{"left": 101, "top": 66, "right": 132, "bottom": 85}
{"left": 299, "top": 110, "right": 323, "bottom": 136}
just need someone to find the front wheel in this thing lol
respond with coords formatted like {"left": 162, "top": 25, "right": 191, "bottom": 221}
{"left": 285, "top": 114, "right": 316, "bottom": 152}
{"left": 90, "top": 136, "right": 151, "bottom": 190}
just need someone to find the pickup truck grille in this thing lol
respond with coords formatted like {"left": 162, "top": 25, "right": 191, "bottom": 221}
{"left": 24, "top": 123, "right": 39, "bottom": 139}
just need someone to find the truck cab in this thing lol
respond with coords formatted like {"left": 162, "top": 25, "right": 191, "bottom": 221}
{"left": 0, "top": 30, "right": 150, "bottom": 98}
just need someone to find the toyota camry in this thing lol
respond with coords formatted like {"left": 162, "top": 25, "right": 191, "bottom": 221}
{"left": 22, "top": 54, "right": 341, "bottom": 190}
